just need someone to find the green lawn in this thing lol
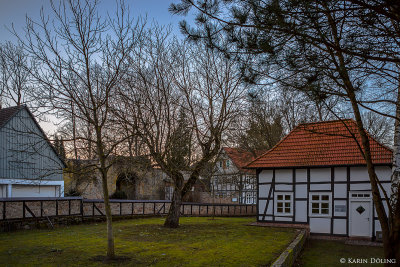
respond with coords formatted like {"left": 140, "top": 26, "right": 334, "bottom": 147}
{"left": 297, "top": 239, "right": 384, "bottom": 267}
{"left": 0, "top": 217, "right": 297, "bottom": 267}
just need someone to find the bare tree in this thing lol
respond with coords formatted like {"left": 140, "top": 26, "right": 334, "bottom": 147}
{"left": 115, "top": 30, "right": 246, "bottom": 227}
{"left": 0, "top": 42, "right": 33, "bottom": 108}
{"left": 15, "top": 0, "right": 142, "bottom": 259}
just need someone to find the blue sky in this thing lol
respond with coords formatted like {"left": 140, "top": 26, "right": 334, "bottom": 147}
{"left": 0, "top": 0, "right": 193, "bottom": 133}
{"left": 0, "top": 0, "right": 191, "bottom": 43}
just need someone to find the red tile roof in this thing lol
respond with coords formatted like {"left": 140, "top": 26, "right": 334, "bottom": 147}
{"left": 223, "top": 147, "right": 265, "bottom": 173}
{"left": 246, "top": 119, "right": 392, "bottom": 168}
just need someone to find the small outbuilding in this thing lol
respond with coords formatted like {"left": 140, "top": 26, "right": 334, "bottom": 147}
{"left": 0, "top": 105, "right": 65, "bottom": 197}
{"left": 246, "top": 119, "right": 392, "bottom": 239}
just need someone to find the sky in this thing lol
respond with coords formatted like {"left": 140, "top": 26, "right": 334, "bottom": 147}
{"left": 0, "top": 0, "right": 193, "bottom": 134}
{"left": 0, "top": 0, "right": 189, "bottom": 43}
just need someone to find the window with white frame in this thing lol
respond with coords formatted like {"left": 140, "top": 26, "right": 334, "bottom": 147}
{"left": 274, "top": 192, "right": 293, "bottom": 216}
{"left": 309, "top": 193, "right": 332, "bottom": 216}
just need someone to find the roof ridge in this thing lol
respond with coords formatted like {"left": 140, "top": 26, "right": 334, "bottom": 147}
{"left": 297, "top": 118, "right": 354, "bottom": 127}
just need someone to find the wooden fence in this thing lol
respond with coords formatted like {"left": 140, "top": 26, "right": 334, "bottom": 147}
{"left": 0, "top": 197, "right": 256, "bottom": 221}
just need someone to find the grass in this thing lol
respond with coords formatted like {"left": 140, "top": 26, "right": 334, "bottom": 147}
{"left": 297, "top": 239, "right": 384, "bottom": 267}
{"left": 0, "top": 217, "right": 297, "bottom": 267}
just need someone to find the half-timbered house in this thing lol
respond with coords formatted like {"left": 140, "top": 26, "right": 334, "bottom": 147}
{"left": 246, "top": 120, "right": 392, "bottom": 239}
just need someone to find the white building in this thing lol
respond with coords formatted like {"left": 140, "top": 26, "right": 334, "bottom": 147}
{"left": 0, "top": 106, "right": 65, "bottom": 197}
{"left": 246, "top": 120, "right": 392, "bottom": 239}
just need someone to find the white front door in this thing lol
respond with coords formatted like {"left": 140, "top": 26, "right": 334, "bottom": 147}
{"left": 350, "top": 200, "right": 371, "bottom": 237}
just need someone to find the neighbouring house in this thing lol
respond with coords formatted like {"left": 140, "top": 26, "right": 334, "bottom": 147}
{"left": 246, "top": 119, "right": 392, "bottom": 239}
{"left": 209, "top": 147, "right": 262, "bottom": 204}
{"left": 0, "top": 105, "right": 65, "bottom": 197}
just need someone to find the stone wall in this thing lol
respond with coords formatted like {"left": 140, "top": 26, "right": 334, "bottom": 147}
{"left": 64, "top": 158, "right": 168, "bottom": 200}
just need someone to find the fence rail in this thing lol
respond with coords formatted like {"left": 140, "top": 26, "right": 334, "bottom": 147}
{"left": 0, "top": 197, "right": 256, "bottom": 221}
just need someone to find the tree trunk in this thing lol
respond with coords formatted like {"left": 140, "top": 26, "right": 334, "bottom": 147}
{"left": 164, "top": 187, "right": 182, "bottom": 228}
{"left": 95, "top": 126, "right": 115, "bottom": 259}
{"left": 100, "top": 170, "right": 115, "bottom": 259}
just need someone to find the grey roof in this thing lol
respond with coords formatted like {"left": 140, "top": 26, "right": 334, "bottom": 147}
{"left": 0, "top": 105, "right": 24, "bottom": 129}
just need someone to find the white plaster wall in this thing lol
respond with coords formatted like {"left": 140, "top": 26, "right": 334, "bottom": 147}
{"left": 275, "top": 184, "right": 292, "bottom": 191}
{"left": 375, "top": 166, "right": 392, "bottom": 182}
{"left": 310, "top": 217, "right": 331, "bottom": 233}
{"left": 296, "top": 169, "right": 307, "bottom": 182}
{"left": 350, "top": 183, "right": 371, "bottom": 191}
{"left": 333, "top": 219, "right": 347, "bottom": 235}
{"left": 259, "top": 200, "right": 267, "bottom": 214}
{"left": 275, "top": 169, "right": 292, "bottom": 183}
{"left": 266, "top": 203, "right": 273, "bottom": 215}
{"left": 265, "top": 216, "right": 273, "bottom": 221}
{"left": 259, "top": 184, "right": 270, "bottom": 197}
{"left": 259, "top": 170, "right": 273, "bottom": 183}
{"left": 310, "top": 168, "right": 331, "bottom": 182}
{"left": 295, "top": 184, "right": 307, "bottom": 198}
{"left": 295, "top": 201, "right": 307, "bottom": 222}
{"left": 310, "top": 183, "right": 331, "bottom": 191}
{"left": 350, "top": 167, "right": 369, "bottom": 181}
{"left": 334, "top": 184, "right": 347, "bottom": 198}
{"left": 12, "top": 185, "right": 58, "bottom": 197}
{"left": 334, "top": 167, "right": 347, "bottom": 181}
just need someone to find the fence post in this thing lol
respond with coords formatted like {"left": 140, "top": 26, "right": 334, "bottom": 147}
{"left": 2, "top": 202, "right": 5, "bottom": 220}
{"left": 80, "top": 199, "right": 84, "bottom": 219}
{"left": 23, "top": 201, "right": 25, "bottom": 219}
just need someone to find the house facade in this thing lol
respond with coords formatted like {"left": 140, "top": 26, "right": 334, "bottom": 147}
{"left": 0, "top": 106, "right": 65, "bottom": 197}
{"left": 246, "top": 120, "right": 392, "bottom": 239}
{"left": 211, "top": 147, "right": 261, "bottom": 204}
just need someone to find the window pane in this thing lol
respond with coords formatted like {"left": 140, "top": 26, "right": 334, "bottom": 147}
{"left": 312, "top": 208, "right": 319, "bottom": 214}
{"left": 277, "top": 202, "right": 283, "bottom": 208}
{"left": 285, "top": 195, "right": 291, "bottom": 200}
{"left": 277, "top": 195, "right": 283, "bottom": 200}
{"left": 277, "top": 207, "right": 283, "bottom": 213}
{"left": 322, "top": 195, "right": 329, "bottom": 201}
{"left": 312, "top": 195, "right": 319, "bottom": 201}
{"left": 312, "top": 203, "right": 319, "bottom": 209}
{"left": 285, "top": 208, "right": 290, "bottom": 213}
{"left": 321, "top": 203, "right": 329, "bottom": 209}
{"left": 285, "top": 203, "right": 290, "bottom": 208}
{"left": 321, "top": 208, "right": 329, "bottom": 214}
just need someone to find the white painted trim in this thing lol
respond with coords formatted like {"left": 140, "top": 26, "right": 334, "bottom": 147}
{"left": 274, "top": 192, "right": 294, "bottom": 216}
{"left": 0, "top": 179, "right": 64, "bottom": 197}
{"left": 308, "top": 192, "right": 332, "bottom": 218}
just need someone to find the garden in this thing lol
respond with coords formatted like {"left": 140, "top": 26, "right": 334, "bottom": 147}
{"left": 0, "top": 217, "right": 297, "bottom": 266}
